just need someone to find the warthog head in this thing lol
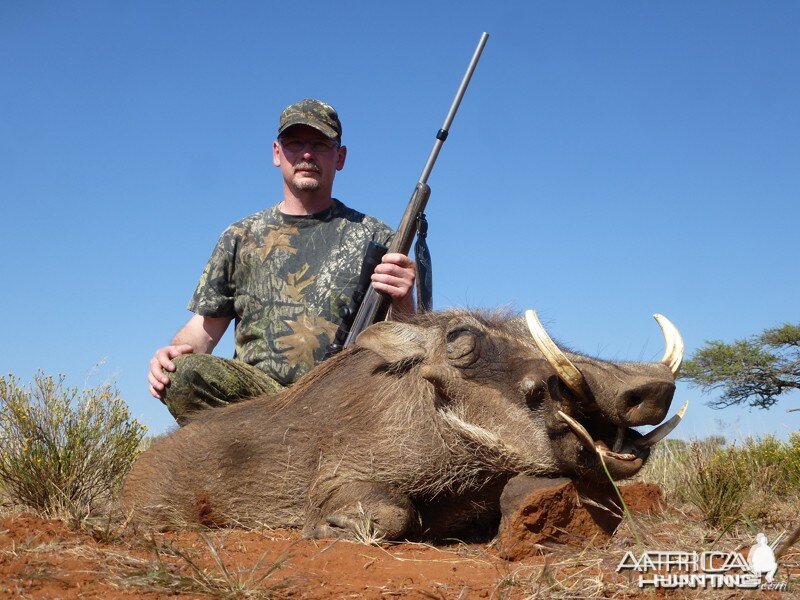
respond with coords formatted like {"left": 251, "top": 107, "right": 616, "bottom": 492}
{"left": 524, "top": 310, "right": 685, "bottom": 480}
{"left": 357, "top": 309, "right": 685, "bottom": 482}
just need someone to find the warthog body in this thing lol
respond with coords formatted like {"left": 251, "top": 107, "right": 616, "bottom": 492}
{"left": 123, "top": 309, "right": 682, "bottom": 540}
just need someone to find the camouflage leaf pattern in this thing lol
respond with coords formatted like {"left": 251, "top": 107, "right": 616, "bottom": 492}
{"left": 188, "top": 200, "right": 392, "bottom": 386}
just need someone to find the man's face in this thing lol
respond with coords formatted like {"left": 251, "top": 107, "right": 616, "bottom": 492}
{"left": 273, "top": 125, "right": 346, "bottom": 194}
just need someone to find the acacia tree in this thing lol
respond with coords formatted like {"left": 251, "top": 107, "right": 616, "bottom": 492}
{"left": 681, "top": 323, "right": 800, "bottom": 410}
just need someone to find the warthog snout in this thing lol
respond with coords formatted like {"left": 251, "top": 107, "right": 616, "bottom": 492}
{"left": 619, "top": 380, "right": 676, "bottom": 425}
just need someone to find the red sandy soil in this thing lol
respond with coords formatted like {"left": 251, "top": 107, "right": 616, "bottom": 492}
{"left": 1, "top": 483, "right": 797, "bottom": 599}
{"left": 0, "top": 512, "right": 547, "bottom": 599}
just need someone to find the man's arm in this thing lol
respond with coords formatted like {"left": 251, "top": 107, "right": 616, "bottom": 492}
{"left": 372, "top": 252, "right": 416, "bottom": 316}
{"left": 148, "top": 314, "right": 232, "bottom": 400}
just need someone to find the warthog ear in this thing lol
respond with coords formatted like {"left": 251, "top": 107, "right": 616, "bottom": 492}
{"left": 355, "top": 322, "right": 430, "bottom": 364}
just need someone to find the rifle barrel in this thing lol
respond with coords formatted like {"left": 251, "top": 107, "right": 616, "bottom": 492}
{"left": 419, "top": 32, "right": 489, "bottom": 185}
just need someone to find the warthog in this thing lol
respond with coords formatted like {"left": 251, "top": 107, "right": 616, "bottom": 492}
{"left": 123, "top": 309, "right": 685, "bottom": 540}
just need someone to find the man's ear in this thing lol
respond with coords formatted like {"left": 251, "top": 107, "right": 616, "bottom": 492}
{"left": 355, "top": 321, "right": 430, "bottom": 364}
{"left": 273, "top": 140, "right": 282, "bottom": 167}
{"left": 336, "top": 145, "right": 347, "bottom": 171}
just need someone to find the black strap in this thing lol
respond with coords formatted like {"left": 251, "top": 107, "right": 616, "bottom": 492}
{"left": 414, "top": 213, "right": 433, "bottom": 312}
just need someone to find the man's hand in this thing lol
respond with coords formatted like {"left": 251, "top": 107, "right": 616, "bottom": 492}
{"left": 371, "top": 253, "right": 416, "bottom": 314}
{"left": 148, "top": 344, "right": 194, "bottom": 400}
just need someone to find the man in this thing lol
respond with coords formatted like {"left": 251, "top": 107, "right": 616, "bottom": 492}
{"left": 149, "top": 99, "right": 416, "bottom": 423}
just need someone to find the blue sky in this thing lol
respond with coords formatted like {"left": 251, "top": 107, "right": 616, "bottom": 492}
{"left": 1, "top": 1, "right": 798, "bottom": 438}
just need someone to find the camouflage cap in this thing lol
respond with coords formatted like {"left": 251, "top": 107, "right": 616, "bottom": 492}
{"left": 278, "top": 99, "right": 342, "bottom": 143}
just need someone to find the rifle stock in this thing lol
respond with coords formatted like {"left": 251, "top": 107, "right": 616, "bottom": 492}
{"left": 342, "top": 183, "right": 431, "bottom": 349}
{"left": 324, "top": 240, "right": 388, "bottom": 358}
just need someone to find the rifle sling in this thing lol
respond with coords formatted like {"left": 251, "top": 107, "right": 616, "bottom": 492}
{"left": 414, "top": 212, "right": 433, "bottom": 312}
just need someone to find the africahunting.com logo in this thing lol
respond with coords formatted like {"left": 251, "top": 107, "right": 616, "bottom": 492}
{"left": 617, "top": 532, "right": 788, "bottom": 591}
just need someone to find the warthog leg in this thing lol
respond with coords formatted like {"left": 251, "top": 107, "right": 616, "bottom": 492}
{"left": 303, "top": 481, "right": 417, "bottom": 541}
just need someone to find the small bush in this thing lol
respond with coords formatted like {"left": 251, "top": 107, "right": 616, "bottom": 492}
{"left": 734, "top": 433, "right": 800, "bottom": 495}
{"left": 0, "top": 372, "right": 146, "bottom": 521}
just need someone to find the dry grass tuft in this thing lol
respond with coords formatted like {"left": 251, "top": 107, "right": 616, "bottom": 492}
{"left": 118, "top": 530, "right": 291, "bottom": 598}
{"left": 347, "top": 502, "right": 386, "bottom": 546}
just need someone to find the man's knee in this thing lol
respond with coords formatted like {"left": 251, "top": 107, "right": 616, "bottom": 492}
{"left": 167, "top": 354, "right": 209, "bottom": 387}
{"left": 161, "top": 354, "right": 283, "bottom": 425}
{"left": 161, "top": 354, "right": 223, "bottom": 424}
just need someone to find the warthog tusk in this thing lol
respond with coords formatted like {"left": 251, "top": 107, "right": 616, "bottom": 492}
{"left": 653, "top": 314, "right": 684, "bottom": 377}
{"left": 557, "top": 411, "right": 637, "bottom": 460}
{"left": 526, "top": 310, "right": 590, "bottom": 402}
{"left": 557, "top": 410, "right": 597, "bottom": 451}
{"left": 633, "top": 401, "right": 688, "bottom": 448}
{"left": 528, "top": 310, "right": 685, "bottom": 395}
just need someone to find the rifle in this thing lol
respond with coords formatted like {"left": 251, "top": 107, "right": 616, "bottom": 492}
{"left": 325, "top": 32, "right": 489, "bottom": 357}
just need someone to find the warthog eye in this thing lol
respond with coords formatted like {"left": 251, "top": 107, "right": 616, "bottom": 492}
{"left": 446, "top": 327, "right": 479, "bottom": 366}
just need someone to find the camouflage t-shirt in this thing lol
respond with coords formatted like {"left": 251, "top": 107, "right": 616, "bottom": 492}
{"left": 188, "top": 200, "right": 393, "bottom": 385}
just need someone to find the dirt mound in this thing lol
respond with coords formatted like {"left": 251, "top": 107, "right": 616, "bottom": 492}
{"left": 620, "top": 482, "right": 664, "bottom": 514}
{"left": 497, "top": 476, "right": 664, "bottom": 561}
